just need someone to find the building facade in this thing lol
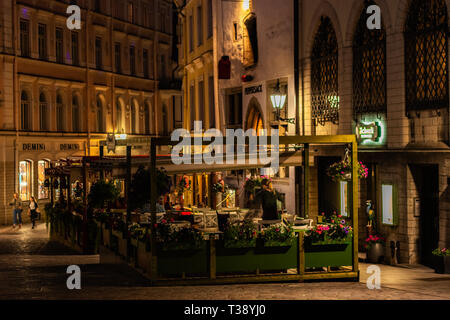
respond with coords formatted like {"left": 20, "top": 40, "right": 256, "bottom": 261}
{"left": 299, "top": 0, "right": 450, "bottom": 266}
{"left": 0, "top": 0, "right": 180, "bottom": 225}
{"left": 176, "top": 0, "right": 297, "bottom": 212}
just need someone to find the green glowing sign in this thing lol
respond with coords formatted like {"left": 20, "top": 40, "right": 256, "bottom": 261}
{"left": 354, "top": 117, "right": 386, "bottom": 146}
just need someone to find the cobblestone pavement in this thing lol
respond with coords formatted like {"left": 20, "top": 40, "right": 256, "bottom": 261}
{"left": 0, "top": 223, "right": 449, "bottom": 300}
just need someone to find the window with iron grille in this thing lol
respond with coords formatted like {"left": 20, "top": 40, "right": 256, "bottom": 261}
{"left": 353, "top": 1, "right": 386, "bottom": 119}
{"left": 311, "top": 16, "right": 339, "bottom": 126}
{"left": 405, "top": 0, "right": 449, "bottom": 114}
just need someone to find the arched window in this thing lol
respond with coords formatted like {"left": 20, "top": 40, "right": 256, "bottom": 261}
{"left": 311, "top": 16, "right": 339, "bottom": 125}
{"left": 162, "top": 104, "right": 168, "bottom": 136}
{"left": 56, "top": 94, "right": 65, "bottom": 131}
{"left": 144, "top": 101, "right": 151, "bottom": 135}
{"left": 96, "top": 95, "right": 104, "bottom": 132}
{"left": 116, "top": 97, "right": 124, "bottom": 133}
{"left": 353, "top": 1, "right": 386, "bottom": 118}
{"left": 72, "top": 94, "right": 80, "bottom": 132}
{"left": 39, "top": 92, "right": 49, "bottom": 131}
{"left": 405, "top": 0, "right": 449, "bottom": 113}
{"left": 20, "top": 91, "right": 31, "bottom": 130}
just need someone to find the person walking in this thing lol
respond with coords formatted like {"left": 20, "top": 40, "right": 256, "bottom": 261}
{"left": 9, "top": 193, "right": 23, "bottom": 229}
{"left": 28, "top": 196, "right": 39, "bottom": 229}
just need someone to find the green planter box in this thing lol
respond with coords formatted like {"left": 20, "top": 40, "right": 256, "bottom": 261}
{"left": 223, "top": 239, "right": 257, "bottom": 248}
{"left": 263, "top": 238, "right": 296, "bottom": 247}
{"left": 304, "top": 241, "right": 353, "bottom": 268}
{"left": 157, "top": 241, "right": 208, "bottom": 277}
{"left": 216, "top": 240, "right": 298, "bottom": 274}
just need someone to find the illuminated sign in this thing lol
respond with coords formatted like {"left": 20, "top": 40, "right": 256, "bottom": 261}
{"left": 356, "top": 122, "right": 379, "bottom": 141}
{"left": 354, "top": 116, "right": 386, "bottom": 146}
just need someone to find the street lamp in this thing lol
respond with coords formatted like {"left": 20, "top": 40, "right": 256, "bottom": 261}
{"left": 270, "top": 79, "right": 295, "bottom": 124}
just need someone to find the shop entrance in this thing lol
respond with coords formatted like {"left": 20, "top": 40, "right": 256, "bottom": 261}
{"left": 410, "top": 164, "right": 439, "bottom": 267}
{"left": 318, "top": 156, "right": 341, "bottom": 214}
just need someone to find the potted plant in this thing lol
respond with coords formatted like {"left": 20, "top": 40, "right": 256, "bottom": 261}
{"left": 327, "top": 160, "right": 369, "bottom": 182}
{"left": 261, "top": 223, "right": 295, "bottom": 247}
{"left": 365, "top": 234, "right": 386, "bottom": 263}
{"left": 432, "top": 248, "right": 450, "bottom": 274}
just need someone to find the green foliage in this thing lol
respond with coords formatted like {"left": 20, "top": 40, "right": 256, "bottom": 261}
{"left": 327, "top": 160, "right": 369, "bottom": 182}
{"left": 129, "top": 166, "right": 172, "bottom": 210}
{"left": 261, "top": 223, "right": 294, "bottom": 243}
{"left": 432, "top": 248, "right": 450, "bottom": 256}
{"left": 223, "top": 219, "right": 257, "bottom": 243}
{"left": 88, "top": 180, "right": 119, "bottom": 209}
{"left": 155, "top": 219, "right": 203, "bottom": 250}
{"left": 306, "top": 213, "right": 353, "bottom": 244}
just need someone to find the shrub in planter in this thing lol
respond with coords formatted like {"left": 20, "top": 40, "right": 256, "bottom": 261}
{"left": 155, "top": 219, "right": 203, "bottom": 251}
{"left": 261, "top": 223, "right": 295, "bottom": 247}
{"left": 88, "top": 180, "right": 119, "bottom": 209}
{"left": 432, "top": 248, "right": 450, "bottom": 274}
{"left": 223, "top": 219, "right": 257, "bottom": 248}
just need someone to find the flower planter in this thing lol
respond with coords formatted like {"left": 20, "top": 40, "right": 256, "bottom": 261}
{"left": 304, "top": 240, "right": 353, "bottom": 268}
{"left": 157, "top": 241, "right": 208, "bottom": 277}
{"left": 367, "top": 243, "right": 385, "bottom": 264}
{"left": 223, "top": 239, "right": 257, "bottom": 249}
{"left": 263, "top": 238, "right": 295, "bottom": 247}
{"left": 216, "top": 240, "right": 298, "bottom": 274}
{"left": 434, "top": 255, "right": 450, "bottom": 274}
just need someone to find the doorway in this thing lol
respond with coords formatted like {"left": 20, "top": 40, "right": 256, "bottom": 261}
{"left": 317, "top": 156, "right": 341, "bottom": 215}
{"left": 410, "top": 164, "right": 439, "bottom": 267}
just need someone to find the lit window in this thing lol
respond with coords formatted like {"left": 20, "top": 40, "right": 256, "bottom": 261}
{"left": 19, "top": 161, "right": 32, "bottom": 201}
{"left": 38, "top": 160, "right": 50, "bottom": 199}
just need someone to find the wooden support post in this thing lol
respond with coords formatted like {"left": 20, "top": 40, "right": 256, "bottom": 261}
{"left": 209, "top": 237, "right": 216, "bottom": 280}
{"left": 351, "top": 140, "right": 359, "bottom": 275}
{"left": 82, "top": 157, "right": 88, "bottom": 254}
{"left": 303, "top": 144, "right": 310, "bottom": 218}
{"left": 125, "top": 146, "right": 131, "bottom": 260}
{"left": 149, "top": 139, "right": 158, "bottom": 282}
{"left": 298, "top": 231, "right": 305, "bottom": 277}
{"left": 99, "top": 145, "right": 104, "bottom": 180}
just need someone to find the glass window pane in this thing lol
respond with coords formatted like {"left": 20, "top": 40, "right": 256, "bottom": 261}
{"left": 38, "top": 160, "right": 49, "bottom": 199}
{"left": 19, "top": 161, "right": 31, "bottom": 201}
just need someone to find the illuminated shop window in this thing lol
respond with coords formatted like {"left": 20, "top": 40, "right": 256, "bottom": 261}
{"left": 19, "top": 160, "right": 32, "bottom": 201}
{"left": 38, "top": 160, "right": 50, "bottom": 200}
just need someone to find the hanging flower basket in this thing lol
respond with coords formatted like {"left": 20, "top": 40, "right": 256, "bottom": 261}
{"left": 327, "top": 160, "right": 369, "bottom": 182}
